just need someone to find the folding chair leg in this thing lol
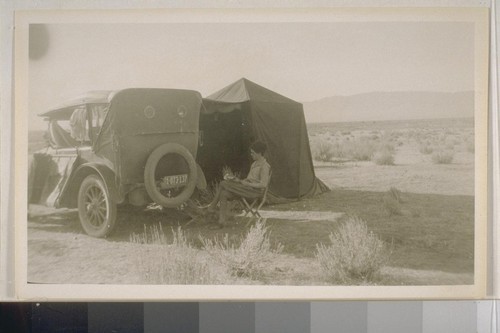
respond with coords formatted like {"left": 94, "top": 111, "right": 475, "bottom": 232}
{"left": 241, "top": 196, "right": 264, "bottom": 226}
{"left": 242, "top": 198, "right": 258, "bottom": 217}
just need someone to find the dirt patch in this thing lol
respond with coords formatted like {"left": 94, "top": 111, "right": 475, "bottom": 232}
{"left": 256, "top": 210, "right": 343, "bottom": 222}
{"left": 28, "top": 225, "right": 472, "bottom": 286}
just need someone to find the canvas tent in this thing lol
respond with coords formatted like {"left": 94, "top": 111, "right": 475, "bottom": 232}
{"left": 198, "top": 78, "right": 328, "bottom": 202}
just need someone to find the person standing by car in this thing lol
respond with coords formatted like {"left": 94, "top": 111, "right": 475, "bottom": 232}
{"left": 205, "top": 141, "right": 271, "bottom": 228}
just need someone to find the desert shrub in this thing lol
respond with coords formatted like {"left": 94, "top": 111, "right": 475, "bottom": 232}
{"left": 315, "top": 216, "right": 389, "bottom": 284}
{"left": 131, "top": 225, "right": 227, "bottom": 284}
{"left": 383, "top": 195, "right": 403, "bottom": 216}
{"left": 201, "top": 219, "right": 283, "bottom": 278}
{"left": 419, "top": 144, "right": 433, "bottom": 154}
{"left": 344, "top": 139, "right": 375, "bottom": 161}
{"left": 313, "top": 140, "right": 346, "bottom": 161}
{"left": 388, "top": 187, "right": 403, "bottom": 203}
{"left": 313, "top": 140, "right": 335, "bottom": 162}
{"left": 411, "top": 209, "right": 422, "bottom": 218}
{"left": 131, "top": 223, "right": 169, "bottom": 245}
{"left": 445, "top": 142, "right": 455, "bottom": 150}
{"left": 390, "top": 130, "right": 403, "bottom": 139}
{"left": 378, "top": 141, "right": 395, "bottom": 153}
{"left": 432, "top": 150, "right": 454, "bottom": 164}
{"left": 372, "top": 149, "right": 394, "bottom": 165}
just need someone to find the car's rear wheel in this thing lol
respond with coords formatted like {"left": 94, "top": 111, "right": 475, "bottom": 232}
{"left": 78, "top": 174, "right": 117, "bottom": 238}
{"left": 144, "top": 143, "right": 197, "bottom": 208}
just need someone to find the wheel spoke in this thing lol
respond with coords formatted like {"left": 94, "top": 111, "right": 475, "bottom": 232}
{"left": 92, "top": 186, "right": 100, "bottom": 199}
{"left": 93, "top": 212, "right": 102, "bottom": 225}
{"left": 92, "top": 209, "right": 101, "bottom": 225}
{"left": 88, "top": 211, "right": 97, "bottom": 225}
{"left": 97, "top": 197, "right": 106, "bottom": 206}
{"left": 96, "top": 209, "right": 106, "bottom": 221}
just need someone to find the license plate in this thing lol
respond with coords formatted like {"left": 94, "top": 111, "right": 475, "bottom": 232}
{"left": 160, "top": 174, "right": 188, "bottom": 189}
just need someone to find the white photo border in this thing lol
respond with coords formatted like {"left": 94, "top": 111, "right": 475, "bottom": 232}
{"left": 14, "top": 7, "right": 489, "bottom": 301}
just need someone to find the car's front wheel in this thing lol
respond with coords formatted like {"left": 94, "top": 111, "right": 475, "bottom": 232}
{"left": 77, "top": 174, "right": 117, "bottom": 238}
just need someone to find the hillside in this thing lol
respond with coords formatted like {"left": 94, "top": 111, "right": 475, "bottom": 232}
{"left": 303, "top": 91, "right": 474, "bottom": 123}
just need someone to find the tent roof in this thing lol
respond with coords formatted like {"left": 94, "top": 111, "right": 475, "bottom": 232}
{"left": 205, "top": 78, "right": 300, "bottom": 105}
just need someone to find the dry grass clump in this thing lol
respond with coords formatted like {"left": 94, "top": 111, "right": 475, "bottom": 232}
{"left": 445, "top": 142, "right": 456, "bottom": 150}
{"left": 131, "top": 225, "right": 227, "bottom": 284}
{"left": 346, "top": 139, "right": 375, "bottom": 161}
{"left": 313, "top": 140, "right": 336, "bottom": 162}
{"left": 312, "top": 136, "right": 397, "bottom": 164}
{"left": 316, "top": 216, "right": 389, "bottom": 284}
{"left": 383, "top": 196, "right": 403, "bottom": 216}
{"left": 432, "top": 150, "right": 454, "bottom": 164}
{"left": 131, "top": 223, "right": 168, "bottom": 245}
{"left": 201, "top": 219, "right": 283, "bottom": 278}
{"left": 419, "top": 144, "right": 434, "bottom": 154}
{"left": 373, "top": 149, "right": 394, "bottom": 165}
{"left": 388, "top": 187, "right": 403, "bottom": 203}
{"left": 382, "top": 187, "right": 403, "bottom": 216}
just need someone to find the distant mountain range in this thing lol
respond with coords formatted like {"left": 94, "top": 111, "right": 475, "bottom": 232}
{"left": 302, "top": 91, "right": 474, "bottom": 123}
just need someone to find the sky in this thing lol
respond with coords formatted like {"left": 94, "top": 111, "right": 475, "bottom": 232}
{"left": 28, "top": 21, "right": 474, "bottom": 129}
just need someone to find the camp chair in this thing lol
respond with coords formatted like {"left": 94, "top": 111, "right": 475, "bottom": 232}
{"left": 240, "top": 170, "right": 272, "bottom": 223}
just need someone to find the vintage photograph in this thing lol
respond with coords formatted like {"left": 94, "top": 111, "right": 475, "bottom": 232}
{"left": 16, "top": 8, "right": 488, "bottom": 299}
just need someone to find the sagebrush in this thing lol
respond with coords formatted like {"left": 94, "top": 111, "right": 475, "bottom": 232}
{"left": 201, "top": 219, "right": 284, "bottom": 278}
{"left": 388, "top": 187, "right": 403, "bottom": 203}
{"left": 419, "top": 144, "right": 434, "bottom": 154}
{"left": 432, "top": 150, "right": 454, "bottom": 164}
{"left": 313, "top": 140, "right": 337, "bottom": 162}
{"left": 316, "top": 216, "right": 389, "bottom": 284}
{"left": 383, "top": 195, "right": 403, "bottom": 216}
{"left": 372, "top": 149, "right": 394, "bottom": 165}
{"left": 131, "top": 224, "right": 228, "bottom": 284}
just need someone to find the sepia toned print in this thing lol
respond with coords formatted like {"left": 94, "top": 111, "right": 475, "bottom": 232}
{"left": 15, "top": 8, "right": 488, "bottom": 300}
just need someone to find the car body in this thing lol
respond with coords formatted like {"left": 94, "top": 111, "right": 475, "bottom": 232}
{"left": 28, "top": 88, "right": 206, "bottom": 237}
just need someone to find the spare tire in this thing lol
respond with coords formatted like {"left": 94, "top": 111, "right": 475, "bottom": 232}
{"left": 144, "top": 143, "right": 197, "bottom": 208}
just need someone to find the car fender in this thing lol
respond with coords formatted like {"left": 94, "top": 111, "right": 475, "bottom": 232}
{"left": 59, "top": 163, "right": 123, "bottom": 208}
{"left": 78, "top": 163, "right": 123, "bottom": 203}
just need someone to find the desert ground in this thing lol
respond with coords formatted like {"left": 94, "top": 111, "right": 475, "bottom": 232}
{"left": 27, "top": 117, "right": 475, "bottom": 286}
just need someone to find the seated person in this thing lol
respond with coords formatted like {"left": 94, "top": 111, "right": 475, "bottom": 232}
{"left": 205, "top": 141, "right": 271, "bottom": 228}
